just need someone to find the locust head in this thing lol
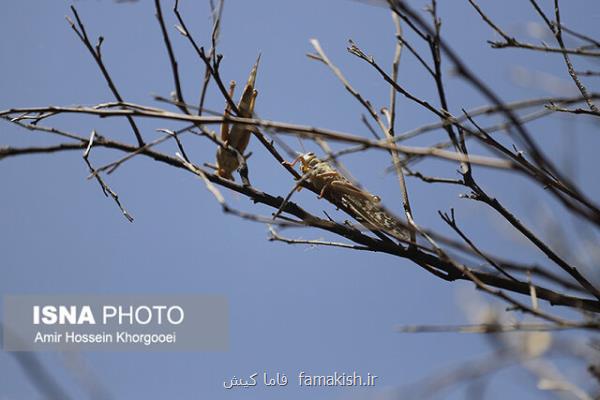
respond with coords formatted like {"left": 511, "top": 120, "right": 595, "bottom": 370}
{"left": 298, "top": 152, "right": 319, "bottom": 174}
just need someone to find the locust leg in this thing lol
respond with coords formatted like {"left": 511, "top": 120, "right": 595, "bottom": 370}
{"left": 237, "top": 88, "right": 258, "bottom": 152}
{"left": 249, "top": 89, "right": 258, "bottom": 112}
{"left": 272, "top": 173, "right": 312, "bottom": 220}
{"left": 312, "top": 172, "right": 340, "bottom": 198}
{"left": 282, "top": 155, "right": 303, "bottom": 169}
{"left": 282, "top": 156, "right": 306, "bottom": 191}
{"left": 220, "top": 80, "right": 236, "bottom": 144}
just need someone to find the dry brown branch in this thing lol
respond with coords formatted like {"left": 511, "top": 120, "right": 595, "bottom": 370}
{"left": 0, "top": 105, "right": 516, "bottom": 169}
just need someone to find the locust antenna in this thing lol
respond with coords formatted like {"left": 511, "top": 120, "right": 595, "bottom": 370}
{"left": 297, "top": 137, "right": 307, "bottom": 155}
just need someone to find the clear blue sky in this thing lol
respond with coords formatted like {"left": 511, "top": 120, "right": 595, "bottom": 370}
{"left": 1, "top": 0, "right": 599, "bottom": 399}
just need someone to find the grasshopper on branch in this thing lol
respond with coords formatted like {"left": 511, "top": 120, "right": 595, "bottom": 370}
{"left": 282, "top": 152, "right": 410, "bottom": 242}
{"left": 215, "top": 55, "right": 261, "bottom": 180}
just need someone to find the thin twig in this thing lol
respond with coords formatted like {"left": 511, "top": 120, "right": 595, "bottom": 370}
{"left": 268, "top": 226, "right": 373, "bottom": 251}
{"left": 154, "top": 0, "right": 188, "bottom": 113}
{"left": 66, "top": 7, "right": 144, "bottom": 146}
{"left": 82, "top": 130, "right": 134, "bottom": 222}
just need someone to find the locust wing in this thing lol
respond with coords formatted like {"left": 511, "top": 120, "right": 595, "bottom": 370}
{"left": 340, "top": 192, "right": 410, "bottom": 242}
